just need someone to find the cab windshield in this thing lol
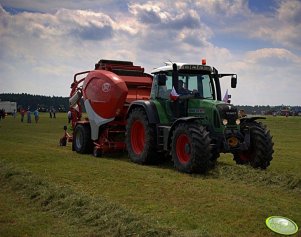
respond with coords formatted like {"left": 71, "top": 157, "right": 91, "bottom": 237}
{"left": 164, "top": 73, "right": 214, "bottom": 99}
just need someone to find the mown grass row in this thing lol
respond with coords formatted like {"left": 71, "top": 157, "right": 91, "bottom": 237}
{"left": 0, "top": 160, "right": 174, "bottom": 237}
{"left": 210, "top": 159, "right": 301, "bottom": 191}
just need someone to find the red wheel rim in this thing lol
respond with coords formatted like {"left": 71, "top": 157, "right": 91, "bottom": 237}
{"left": 131, "top": 120, "right": 145, "bottom": 155}
{"left": 176, "top": 134, "right": 191, "bottom": 164}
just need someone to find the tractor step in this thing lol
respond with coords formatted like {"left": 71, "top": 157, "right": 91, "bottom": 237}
{"left": 157, "top": 126, "right": 170, "bottom": 151}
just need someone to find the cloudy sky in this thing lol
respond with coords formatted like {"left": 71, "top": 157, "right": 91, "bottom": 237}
{"left": 0, "top": 0, "right": 300, "bottom": 106}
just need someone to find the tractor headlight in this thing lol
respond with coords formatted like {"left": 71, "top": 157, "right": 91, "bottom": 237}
{"left": 222, "top": 119, "right": 228, "bottom": 125}
{"left": 236, "top": 119, "right": 240, "bottom": 125}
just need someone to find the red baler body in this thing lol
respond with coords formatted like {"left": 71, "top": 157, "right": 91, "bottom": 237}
{"left": 67, "top": 60, "right": 152, "bottom": 154}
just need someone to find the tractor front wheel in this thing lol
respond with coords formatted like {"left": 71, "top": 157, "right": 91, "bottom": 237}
{"left": 126, "top": 108, "right": 157, "bottom": 164}
{"left": 73, "top": 124, "right": 92, "bottom": 154}
{"left": 233, "top": 121, "right": 274, "bottom": 169}
{"left": 171, "top": 122, "right": 211, "bottom": 174}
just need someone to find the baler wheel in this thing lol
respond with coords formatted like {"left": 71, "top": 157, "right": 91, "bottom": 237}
{"left": 126, "top": 108, "right": 157, "bottom": 164}
{"left": 233, "top": 121, "right": 274, "bottom": 169}
{"left": 171, "top": 122, "right": 211, "bottom": 174}
{"left": 73, "top": 124, "right": 92, "bottom": 154}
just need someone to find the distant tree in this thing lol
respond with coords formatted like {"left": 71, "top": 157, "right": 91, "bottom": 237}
{"left": 0, "top": 93, "right": 69, "bottom": 112}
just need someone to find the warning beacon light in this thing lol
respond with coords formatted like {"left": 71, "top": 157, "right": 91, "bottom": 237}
{"left": 202, "top": 58, "right": 206, "bottom": 65}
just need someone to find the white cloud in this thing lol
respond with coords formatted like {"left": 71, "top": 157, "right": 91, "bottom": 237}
{"left": 245, "top": 48, "right": 301, "bottom": 64}
{"left": 215, "top": 0, "right": 301, "bottom": 50}
{"left": 223, "top": 48, "right": 301, "bottom": 105}
{"left": 0, "top": 1, "right": 300, "bottom": 106}
{"left": 277, "top": 0, "right": 301, "bottom": 24}
{"left": 195, "top": 0, "right": 250, "bottom": 17}
{"left": 128, "top": 2, "right": 169, "bottom": 24}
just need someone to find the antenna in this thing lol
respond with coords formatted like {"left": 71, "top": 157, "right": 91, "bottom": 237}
{"left": 165, "top": 59, "right": 173, "bottom": 66}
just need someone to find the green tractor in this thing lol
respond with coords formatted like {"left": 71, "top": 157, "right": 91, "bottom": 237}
{"left": 126, "top": 61, "right": 274, "bottom": 173}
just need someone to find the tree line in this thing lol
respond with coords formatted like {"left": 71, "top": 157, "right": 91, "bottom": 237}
{"left": 1, "top": 93, "right": 300, "bottom": 115}
{"left": 0, "top": 93, "right": 69, "bottom": 112}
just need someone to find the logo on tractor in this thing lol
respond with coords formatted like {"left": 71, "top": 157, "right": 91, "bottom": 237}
{"left": 102, "top": 83, "right": 111, "bottom": 93}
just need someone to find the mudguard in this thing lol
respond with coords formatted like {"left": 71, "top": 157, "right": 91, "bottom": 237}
{"left": 240, "top": 116, "right": 266, "bottom": 123}
{"left": 167, "top": 116, "right": 200, "bottom": 150}
{"left": 127, "top": 100, "right": 160, "bottom": 124}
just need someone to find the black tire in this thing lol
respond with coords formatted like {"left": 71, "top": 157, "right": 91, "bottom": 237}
{"left": 59, "top": 138, "right": 67, "bottom": 146}
{"left": 73, "top": 124, "right": 92, "bottom": 154}
{"left": 125, "top": 108, "right": 158, "bottom": 164}
{"left": 233, "top": 121, "right": 274, "bottom": 169}
{"left": 209, "top": 149, "right": 220, "bottom": 168}
{"left": 171, "top": 122, "right": 211, "bottom": 174}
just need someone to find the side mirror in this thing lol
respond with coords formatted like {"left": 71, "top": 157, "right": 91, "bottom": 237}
{"left": 231, "top": 75, "right": 237, "bottom": 88}
{"left": 157, "top": 74, "right": 167, "bottom": 86}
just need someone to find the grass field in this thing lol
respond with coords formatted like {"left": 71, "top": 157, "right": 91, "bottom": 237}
{"left": 0, "top": 113, "right": 300, "bottom": 237}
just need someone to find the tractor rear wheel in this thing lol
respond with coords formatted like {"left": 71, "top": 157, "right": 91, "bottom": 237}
{"left": 73, "top": 124, "right": 92, "bottom": 154}
{"left": 171, "top": 122, "right": 211, "bottom": 174}
{"left": 233, "top": 121, "right": 274, "bottom": 169}
{"left": 126, "top": 108, "right": 158, "bottom": 164}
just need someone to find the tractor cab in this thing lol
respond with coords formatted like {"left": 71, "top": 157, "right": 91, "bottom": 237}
{"left": 151, "top": 64, "right": 213, "bottom": 120}
{"left": 151, "top": 62, "right": 215, "bottom": 95}
{"left": 150, "top": 61, "right": 237, "bottom": 125}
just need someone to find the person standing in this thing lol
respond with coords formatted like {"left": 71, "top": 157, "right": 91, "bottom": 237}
{"left": 53, "top": 108, "right": 56, "bottom": 118}
{"left": 13, "top": 109, "right": 16, "bottom": 119}
{"left": 1, "top": 109, "right": 5, "bottom": 119}
{"left": 49, "top": 107, "right": 52, "bottom": 118}
{"left": 67, "top": 110, "right": 72, "bottom": 123}
{"left": 34, "top": 109, "right": 39, "bottom": 123}
{"left": 20, "top": 108, "right": 25, "bottom": 122}
{"left": 27, "top": 108, "right": 31, "bottom": 123}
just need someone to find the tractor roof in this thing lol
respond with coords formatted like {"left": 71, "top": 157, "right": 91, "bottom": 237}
{"left": 151, "top": 62, "right": 212, "bottom": 74}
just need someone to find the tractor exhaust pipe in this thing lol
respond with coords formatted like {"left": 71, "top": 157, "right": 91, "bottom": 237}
{"left": 172, "top": 63, "right": 180, "bottom": 118}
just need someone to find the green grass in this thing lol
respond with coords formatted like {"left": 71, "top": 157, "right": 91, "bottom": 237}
{"left": 0, "top": 180, "right": 84, "bottom": 237}
{"left": 0, "top": 113, "right": 301, "bottom": 236}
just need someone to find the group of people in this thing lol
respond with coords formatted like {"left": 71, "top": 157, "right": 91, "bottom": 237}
{"left": 49, "top": 107, "right": 56, "bottom": 118}
{"left": 1, "top": 107, "right": 65, "bottom": 124}
{"left": 20, "top": 108, "right": 39, "bottom": 123}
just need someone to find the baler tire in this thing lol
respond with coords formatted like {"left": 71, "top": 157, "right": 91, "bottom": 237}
{"left": 73, "top": 124, "right": 92, "bottom": 154}
{"left": 233, "top": 121, "right": 274, "bottom": 169}
{"left": 171, "top": 122, "right": 211, "bottom": 174}
{"left": 126, "top": 108, "right": 158, "bottom": 164}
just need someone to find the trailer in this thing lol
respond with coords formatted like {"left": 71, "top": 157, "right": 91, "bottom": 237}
{"left": 0, "top": 101, "right": 17, "bottom": 114}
